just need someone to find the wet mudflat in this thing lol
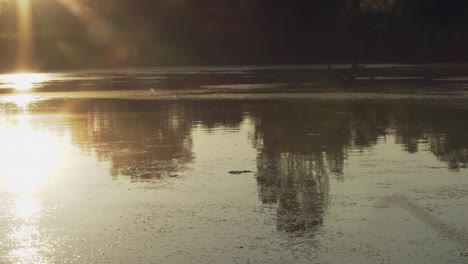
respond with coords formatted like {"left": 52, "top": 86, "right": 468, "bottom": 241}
{"left": 0, "top": 67, "right": 468, "bottom": 263}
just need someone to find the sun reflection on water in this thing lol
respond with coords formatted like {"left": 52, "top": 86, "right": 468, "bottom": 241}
{"left": 0, "top": 103, "right": 61, "bottom": 264}
{"left": 9, "top": 224, "right": 47, "bottom": 264}
{"left": 0, "top": 73, "right": 49, "bottom": 91}
{"left": 0, "top": 123, "right": 61, "bottom": 194}
{"left": 7, "top": 195, "right": 50, "bottom": 264}
{"left": 4, "top": 94, "right": 38, "bottom": 109}
{"left": 15, "top": 194, "right": 41, "bottom": 220}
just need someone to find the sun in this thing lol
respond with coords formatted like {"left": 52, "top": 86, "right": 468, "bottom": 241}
{"left": 0, "top": 73, "right": 48, "bottom": 91}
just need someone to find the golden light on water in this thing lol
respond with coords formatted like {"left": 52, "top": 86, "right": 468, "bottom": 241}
{"left": 1, "top": 73, "right": 48, "bottom": 91}
{"left": 8, "top": 223, "right": 47, "bottom": 264}
{"left": 6, "top": 194, "right": 50, "bottom": 264}
{"left": 0, "top": 94, "right": 61, "bottom": 195}
{"left": 0, "top": 97, "right": 62, "bottom": 264}
{"left": 0, "top": 106, "right": 58, "bottom": 263}
{"left": 4, "top": 94, "right": 37, "bottom": 108}
{"left": 0, "top": 123, "right": 61, "bottom": 194}
{"left": 0, "top": 93, "right": 62, "bottom": 196}
{"left": 15, "top": 194, "right": 41, "bottom": 220}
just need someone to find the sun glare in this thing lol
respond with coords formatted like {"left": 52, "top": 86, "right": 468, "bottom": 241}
{"left": 0, "top": 119, "right": 62, "bottom": 195}
{"left": 1, "top": 73, "right": 48, "bottom": 91}
{"left": 4, "top": 94, "right": 38, "bottom": 109}
{"left": 17, "top": 0, "right": 33, "bottom": 71}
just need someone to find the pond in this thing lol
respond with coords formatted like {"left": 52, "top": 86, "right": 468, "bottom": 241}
{"left": 1, "top": 67, "right": 468, "bottom": 263}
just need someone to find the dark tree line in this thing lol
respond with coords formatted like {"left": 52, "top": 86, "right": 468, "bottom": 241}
{"left": 1, "top": 0, "right": 468, "bottom": 71}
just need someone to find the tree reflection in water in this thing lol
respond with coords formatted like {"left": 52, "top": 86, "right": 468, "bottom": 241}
{"left": 251, "top": 102, "right": 347, "bottom": 233}
{"left": 251, "top": 101, "right": 468, "bottom": 233}
{"left": 29, "top": 99, "right": 195, "bottom": 181}
{"left": 3, "top": 98, "right": 467, "bottom": 234}
{"left": 27, "top": 99, "right": 246, "bottom": 181}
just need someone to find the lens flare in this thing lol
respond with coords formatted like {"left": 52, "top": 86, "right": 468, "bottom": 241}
{"left": 58, "top": 0, "right": 112, "bottom": 45}
{"left": 16, "top": 0, "right": 33, "bottom": 71}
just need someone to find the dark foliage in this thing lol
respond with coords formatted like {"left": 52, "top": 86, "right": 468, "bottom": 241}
{"left": 1, "top": 0, "right": 468, "bottom": 70}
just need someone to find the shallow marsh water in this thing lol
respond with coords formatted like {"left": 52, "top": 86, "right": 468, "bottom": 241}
{"left": 0, "top": 67, "right": 468, "bottom": 263}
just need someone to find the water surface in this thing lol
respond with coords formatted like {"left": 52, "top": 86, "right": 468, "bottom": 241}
{"left": 1, "top": 68, "right": 468, "bottom": 263}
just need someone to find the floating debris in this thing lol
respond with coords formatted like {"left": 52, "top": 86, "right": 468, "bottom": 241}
{"left": 228, "top": 170, "right": 254, "bottom": 175}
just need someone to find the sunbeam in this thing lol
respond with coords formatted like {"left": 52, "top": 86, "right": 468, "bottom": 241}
{"left": 16, "top": 0, "right": 33, "bottom": 71}
{"left": 57, "top": 0, "right": 113, "bottom": 45}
